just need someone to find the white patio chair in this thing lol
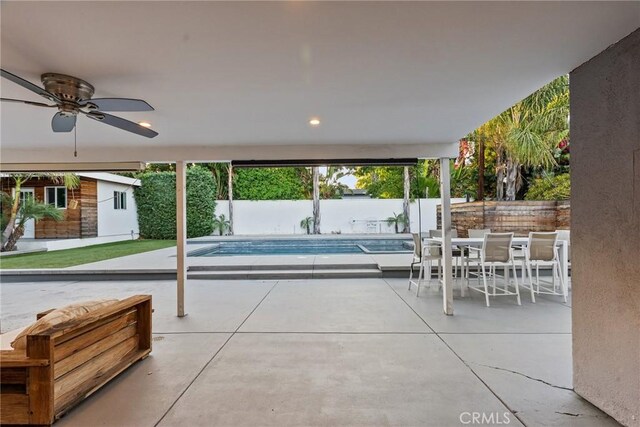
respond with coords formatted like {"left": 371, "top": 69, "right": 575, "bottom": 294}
{"left": 518, "top": 232, "right": 567, "bottom": 303}
{"left": 408, "top": 233, "right": 441, "bottom": 296}
{"left": 468, "top": 232, "right": 521, "bottom": 307}
{"left": 429, "top": 229, "right": 463, "bottom": 279}
{"left": 463, "top": 228, "right": 491, "bottom": 282}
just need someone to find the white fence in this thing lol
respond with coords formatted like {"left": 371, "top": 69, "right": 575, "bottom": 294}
{"left": 214, "top": 198, "right": 467, "bottom": 235}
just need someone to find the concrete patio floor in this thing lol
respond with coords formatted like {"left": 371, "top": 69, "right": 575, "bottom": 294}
{"left": 0, "top": 278, "right": 615, "bottom": 426}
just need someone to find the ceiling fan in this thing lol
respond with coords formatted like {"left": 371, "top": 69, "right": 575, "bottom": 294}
{"left": 0, "top": 69, "right": 158, "bottom": 138}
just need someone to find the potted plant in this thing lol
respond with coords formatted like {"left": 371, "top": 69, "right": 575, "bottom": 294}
{"left": 385, "top": 212, "right": 408, "bottom": 234}
{"left": 212, "top": 214, "right": 231, "bottom": 236}
{"left": 300, "top": 217, "right": 314, "bottom": 235}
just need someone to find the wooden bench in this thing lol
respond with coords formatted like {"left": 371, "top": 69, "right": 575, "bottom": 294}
{"left": 0, "top": 295, "right": 152, "bottom": 425}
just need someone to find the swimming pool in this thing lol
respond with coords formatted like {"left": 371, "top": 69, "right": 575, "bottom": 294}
{"left": 188, "top": 238, "right": 412, "bottom": 257}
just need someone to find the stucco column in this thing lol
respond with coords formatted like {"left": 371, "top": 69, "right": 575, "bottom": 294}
{"left": 176, "top": 160, "right": 187, "bottom": 317}
{"left": 571, "top": 28, "right": 639, "bottom": 426}
{"left": 440, "top": 158, "right": 454, "bottom": 315}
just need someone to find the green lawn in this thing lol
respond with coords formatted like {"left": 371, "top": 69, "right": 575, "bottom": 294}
{"left": 0, "top": 240, "right": 176, "bottom": 269}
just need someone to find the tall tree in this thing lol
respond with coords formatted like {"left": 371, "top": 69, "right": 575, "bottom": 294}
{"left": 467, "top": 76, "right": 569, "bottom": 200}
{"left": 402, "top": 166, "right": 410, "bottom": 232}
{"left": 312, "top": 167, "right": 320, "bottom": 234}
{"left": 227, "top": 163, "right": 234, "bottom": 235}
{"left": 1, "top": 173, "right": 79, "bottom": 252}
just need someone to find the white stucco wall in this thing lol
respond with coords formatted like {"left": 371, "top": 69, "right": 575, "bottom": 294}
{"left": 215, "top": 198, "right": 467, "bottom": 235}
{"left": 96, "top": 180, "right": 140, "bottom": 237}
{"left": 571, "top": 29, "right": 640, "bottom": 427}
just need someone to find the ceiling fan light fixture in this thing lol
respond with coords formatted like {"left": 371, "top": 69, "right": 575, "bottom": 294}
{"left": 1, "top": 68, "right": 158, "bottom": 138}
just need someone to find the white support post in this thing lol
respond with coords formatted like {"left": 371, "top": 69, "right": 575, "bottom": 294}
{"left": 440, "top": 158, "right": 454, "bottom": 315}
{"left": 176, "top": 161, "right": 187, "bottom": 317}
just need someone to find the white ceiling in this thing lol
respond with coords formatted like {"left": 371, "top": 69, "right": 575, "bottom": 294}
{"left": 1, "top": 1, "right": 639, "bottom": 163}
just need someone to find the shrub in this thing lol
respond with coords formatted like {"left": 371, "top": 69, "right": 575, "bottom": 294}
{"left": 525, "top": 173, "right": 570, "bottom": 201}
{"left": 134, "top": 166, "right": 216, "bottom": 239}
{"left": 233, "top": 168, "right": 305, "bottom": 200}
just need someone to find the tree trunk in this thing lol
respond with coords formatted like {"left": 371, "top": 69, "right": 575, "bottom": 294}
{"left": 402, "top": 166, "right": 410, "bottom": 233}
{"left": 2, "top": 178, "right": 23, "bottom": 247}
{"left": 312, "top": 167, "right": 320, "bottom": 234}
{"left": 505, "top": 159, "right": 519, "bottom": 201}
{"left": 227, "top": 163, "right": 234, "bottom": 235}
{"left": 477, "top": 139, "right": 485, "bottom": 201}
{"left": 2, "top": 225, "right": 24, "bottom": 252}
{"left": 496, "top": 163, "right": 505, "bottom": 201}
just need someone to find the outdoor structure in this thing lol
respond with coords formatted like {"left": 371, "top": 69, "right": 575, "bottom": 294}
{"left": 437, "top": 201, "right": 570, "bottom": 237}
{"left": 215, "top": 198, "right": 466, "bottom": 235}
{"left": 0, "top": 3, "right": 638, "bottom": 425}
{"left": 1, "top": 173, "right": 139, "bottom": 242}
{"left": 570, "top": 29, "right": 640, "bottom": 426}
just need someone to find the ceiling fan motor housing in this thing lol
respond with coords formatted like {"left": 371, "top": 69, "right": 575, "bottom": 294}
{"left": 41, "top": 73, "right": 95, "bottom": 115}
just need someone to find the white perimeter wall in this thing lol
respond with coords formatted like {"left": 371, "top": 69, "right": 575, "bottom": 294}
{"left": 96, "top": 181, "right": 140, "bottom": 237}
{"left": 215, "top": 198, "right": 467, "bottom": 235}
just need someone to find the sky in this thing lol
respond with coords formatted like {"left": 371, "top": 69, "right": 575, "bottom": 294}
{"left": 319, "top": 167, "right": 357, "bottom": 189}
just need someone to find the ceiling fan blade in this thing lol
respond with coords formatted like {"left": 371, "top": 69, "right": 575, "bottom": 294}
{"left": 1, "top": 97, "right": 55, "bottom": 108}
{"left": 51, "top": 112, "right": 77, "bottom": 132}
{"left": 85, "top": 111, "right": 158, "bottom": 138}
{"left": 81, "top": 98, "right": 154, "bottom": 112}
{"left": 1, "top": 69, "right": 60, "bottom": 103}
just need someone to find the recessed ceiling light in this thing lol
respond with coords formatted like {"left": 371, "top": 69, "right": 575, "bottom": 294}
{"left": 309, "top": 118, "right": 320, "bottom": 127}
{"left": 138, "top": 121, "right": 152, "bottom": 128}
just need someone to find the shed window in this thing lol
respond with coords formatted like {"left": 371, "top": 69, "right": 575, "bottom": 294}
{"left": 114, "top": 191, "right": 127, "bottom": 210}
{"left": 45, "top": 187, "right": 67, "bottom": 209}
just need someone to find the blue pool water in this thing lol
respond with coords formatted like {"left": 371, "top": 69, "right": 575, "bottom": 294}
{"left": 188, "top": 238, "right": 412, "bottom": 257}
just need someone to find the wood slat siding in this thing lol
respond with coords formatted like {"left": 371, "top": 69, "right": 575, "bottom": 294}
{"left": 80, "top": 179, "right": 98, "bottom": 238}
{"left": 437, "top": 201, "right": 571, "bottom": 237}
{"left": 0, "top": 177, "right": 99, "bottom": 239}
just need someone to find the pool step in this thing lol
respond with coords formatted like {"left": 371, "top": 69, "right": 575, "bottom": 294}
{"left": 187, "top": 268, "right": 382, "bottom": 280}
{"left": 188, "top": 262, "right": 379, "bottom": 272}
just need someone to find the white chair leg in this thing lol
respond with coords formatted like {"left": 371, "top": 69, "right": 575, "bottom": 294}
{"left": 481, "top": 263, "right": 490, "bottom": 307}
{"left": 512, "top": 259, "right": 521, "bottom": 305}
{"left": 556, "top": 259, "right": 568, "bottom": 302}
{"left": 527, "top": 260, "right": 536, "bottom": 303}
{"left": 504, "top": 265, "right": 509, "bottom": 292}
{"left": 492, "top": 265, "right": 497, "bottom": 295}
{"left": 416, "top": 257, "right": 425, "bottom": 296}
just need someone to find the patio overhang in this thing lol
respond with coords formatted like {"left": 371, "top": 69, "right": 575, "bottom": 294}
{"left": 1, "top": 2, "right": 637, "bottom": 165}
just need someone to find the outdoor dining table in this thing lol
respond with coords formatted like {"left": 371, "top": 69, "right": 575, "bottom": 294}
{"left": 426, "top": 236, "right": 570, "bottom": 298}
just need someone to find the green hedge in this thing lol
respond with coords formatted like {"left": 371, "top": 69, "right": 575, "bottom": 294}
{"left": 134, "top": 166, "right": 216, "bottom": 239}
{"left": 233, "top": 168, "right": 306, "bottom": 200}
{"left": 525, "top": 173, "right": 570, "bottom": 201}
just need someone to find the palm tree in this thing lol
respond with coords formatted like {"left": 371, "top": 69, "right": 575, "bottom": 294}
{"left": 386, "top": 212, "right": 408, "bottom": 234}
{"left": 1, "top": 196, "right": 64, "bottom": 251}
{"left": 212, "top": 214, "right": 231, "bottom": 236}
{"left": 468, "top": 76, "right": 569, "bottom": 200}
{"left": 1, "top": 173, "right": 79, "bottom": 251}
{"left": 300, "top": 216, "right": 314, "bottom": 235}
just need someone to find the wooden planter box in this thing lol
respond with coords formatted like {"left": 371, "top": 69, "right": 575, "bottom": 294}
{"left": 0, "top": 295, "right": 152, "bottom": 425}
